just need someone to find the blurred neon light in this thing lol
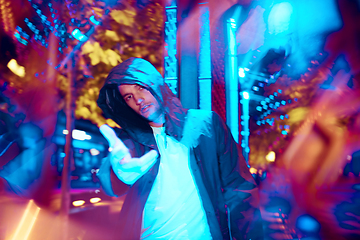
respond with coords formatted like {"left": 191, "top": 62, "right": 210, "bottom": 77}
{"left": 71, "top": 29, "right": 88, "bottom": 41}
{"left": 7, "top": 59, "right": 25, "bottom": 77}
{"left": 63, "top": 129, "right": 91, "bottom": 140}
{"left": 90, "top": 148, "right": 100, "bottom": 156}
{"left": 239, "top": 67, "right": 245, "bottom": 78}
{"left": 242, "top": 91, "right": 250, "bottom": 100}
{"left": 241, "top": 90, "right": 250, "bottom": 162}
{"left": 72, "top": 200, "right": 85, "bottom": 207}
{"left": 90, "top": 197, "right": 101, "bottom": 204}
{"left": 72, "top": 130, "right": 91, "bottom": 140}
{"left": 266, "top": 151, "right": 276, "bottom": 162}
{"left": 297, "top": 215, "right": 320, "bottom": 232}
{"left": 11, "top": 200, "right": 40, "bottom": 240}
{"left": 249, "top": 167, "right": 258, "bottom": 174}
{"left": 89, "top": 15, "right": 100, "bottom": 25}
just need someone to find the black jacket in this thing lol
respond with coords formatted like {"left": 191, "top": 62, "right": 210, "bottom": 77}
{"left": 97, "top": 57, "right": 264, "bottom": 239}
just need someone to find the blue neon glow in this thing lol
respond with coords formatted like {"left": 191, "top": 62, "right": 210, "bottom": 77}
{"left": 71, "top": 129, "right": 91, "bottom": 141}
{"left": 242, "top": 91, "right": 249, "bottom": 99}
{"left": 90, "top": 15, "right": 100, "bottom": 25}
{"left": 297, "top": 215, "right": 320, "bottom": 233}
{"left": 241, "top": 90, "right": 250, "bottom": 162}
{"left": 71, "top": 29, "right": 88, "bottom": 41}
{"left": 239, "top": 67, "right": 245, "bottom": 78}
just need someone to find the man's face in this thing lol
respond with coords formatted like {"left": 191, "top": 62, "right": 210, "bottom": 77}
{"left": 118, "top": 84, "right": 163, "bottom": 125}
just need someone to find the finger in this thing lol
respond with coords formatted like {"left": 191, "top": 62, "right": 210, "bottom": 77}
{"left": 140, "top": 155, "right": 158, "bottom": 173}
{"left": 111, "top": 150, "right": 130, "bottom": 164}
{"left": 139, "top": 150, "right": 158, "bottom": 173}
{"left": 99, "top": 124, "right": 128, "bottom": 150}
{"left": 99, "top": 124, "right": 118, "bottom": 147}
{"left": 120, "top": 150, "right": 158, "bottom": 171}
{"left": 139, "top": 150, "right": 158, "bottom": 165}
{"left": 120, "top": 156, "right": 142, "bottom": 170}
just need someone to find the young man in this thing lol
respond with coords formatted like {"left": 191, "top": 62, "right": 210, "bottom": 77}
{"left": 97, "top": 57, "right": 264, "bottom": 239}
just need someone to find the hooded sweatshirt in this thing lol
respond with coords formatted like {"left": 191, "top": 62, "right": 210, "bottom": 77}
{"left": 97, "top": 57, "right": 187, "bottom": 146}
{"left": 97, "top": 57, "right": 264, "bottom": 240}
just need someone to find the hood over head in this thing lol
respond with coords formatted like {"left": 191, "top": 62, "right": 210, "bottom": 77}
{"left": 97, "top": 57, "right": 187, "bottom": 146}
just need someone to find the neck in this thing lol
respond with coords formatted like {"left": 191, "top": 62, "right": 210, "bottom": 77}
{"left": 149, "top": 114, "right": 165, "bottom": 128}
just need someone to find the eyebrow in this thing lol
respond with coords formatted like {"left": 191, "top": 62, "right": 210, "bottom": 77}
{"left": 121, "top": 93, "right": 131, "bottom": 99}
{"left": 119, "top": 84, "right": 141, "bottom": 99}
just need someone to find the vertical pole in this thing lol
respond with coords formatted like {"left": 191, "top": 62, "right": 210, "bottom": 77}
{"left": 198, "top": 2, "right": 212, "bottom": 111}
{"left": 164, "top": 1, "right": 178, "bottom": 96}
{"left": 177, "top": 0, "right": 199, "bottom": 109}
{"left": 240, "top": 91, "right": 250, "bottom": 164}
{"left": 59, "top": 56, "right": 75, "bottom": 240}
{"left": 225, "top": 18, "right": 239, "bottom": 143}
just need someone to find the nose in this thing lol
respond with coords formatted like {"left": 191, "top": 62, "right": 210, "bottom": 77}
{"left": 134, "top": 94, "right": 144, "bottom": 105}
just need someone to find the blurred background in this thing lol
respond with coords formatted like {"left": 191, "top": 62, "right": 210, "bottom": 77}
{"left": 0, "top": 0, "right": 359, "bottom": 239}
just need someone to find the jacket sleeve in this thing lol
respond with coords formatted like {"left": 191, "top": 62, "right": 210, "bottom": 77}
{"left": 97, "top": 155, "right": 130, "bottom": 197}
{"left": 213, "top": 112, "right": 264, "bottom": 240}
{"left": 97, "top": 135, "right": 134, "bottom": 197}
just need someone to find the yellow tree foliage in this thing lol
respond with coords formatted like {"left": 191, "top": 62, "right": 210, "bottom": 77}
{"left": 55, "top": 0, "right": 164, "bottom": 127}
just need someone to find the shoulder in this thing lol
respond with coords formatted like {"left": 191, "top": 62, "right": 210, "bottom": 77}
{"left": 181, "top": 109, "right": 214, "bottom": 148}
{"left": 186, "top": 109, "right": 224, "bottom": 126}
{"left": 186, "top": 109, "right": 214, "bottom": 121}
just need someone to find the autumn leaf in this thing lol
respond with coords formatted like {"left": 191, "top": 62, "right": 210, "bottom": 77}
{"left": 103, "top": 49, "right": 122, "bottom": 66}
{"left": 82, "top": 41, "right": 95, "bottom": 54}
{"left": 105, "top": 30, "right": 120, "bottom": 41}
{"left": 110, "top": 9, "right": 136, "bottom": 26}
{"left": 86, "top": 42, "right": 104, "bottom": 65}
{"left": 91, "top": 7, "right": 105, "bottom": 18}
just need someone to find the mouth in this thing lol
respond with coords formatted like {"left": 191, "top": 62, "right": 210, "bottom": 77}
{"left": 140, "top": 104, "right": 152, "bottom": 114}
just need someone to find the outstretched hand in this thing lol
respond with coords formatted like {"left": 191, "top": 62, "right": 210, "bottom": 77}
{"left": 99, "top": 124, "right": 158, "bottom": 185}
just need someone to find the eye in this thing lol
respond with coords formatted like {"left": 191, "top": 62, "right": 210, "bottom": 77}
{"left": 124, "top": 95, "right": 132, "bottom": 101}
{"left": 138, "top": 86, "right": 144, "bottom": 91}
